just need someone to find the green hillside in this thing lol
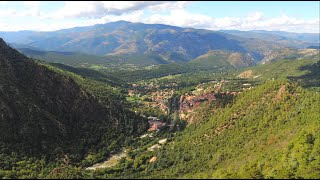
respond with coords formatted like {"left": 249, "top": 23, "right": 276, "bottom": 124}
{"left": 0, "top": 38, "right": 148, "bottom": 179}
{"left": 237, "top": 58, "right": 320, "bottom": 91}
{"left": 158, "top": 79, "right": 319, "bottom": 179}
{"left": 17, "top": 48, "right": 171, "bottom": 67}
{"left": 99, "top": 79, "right": 320, "bottom": 179}
{"left": 190, "top": 50, "right": 256, "bottom": 68}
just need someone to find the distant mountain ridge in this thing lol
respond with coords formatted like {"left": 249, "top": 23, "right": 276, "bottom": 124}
{"left": 1, "top": 21, "right": 318, "bottom": 66}
{"left": 220, "top": 30, "right": 319, "bottom": 49}
{"left": 0, "top": 21, "right": 296, "bottom": 64}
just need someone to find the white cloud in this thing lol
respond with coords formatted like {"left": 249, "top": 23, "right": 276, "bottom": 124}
{"left": 0, "top": 19, "right": 88, "bottom": 32}
{"left": 23, "top": 1, "right": 40, "bottom": 7}
{"left": 0, "top": 1, "right": 42, "bottom": 18}
{"left": 213, "top": 17, "right": 242, "bottom": 28}
{"left": 0, "top": 1, "right": 318, "bottom": 33}
{"left": 0, "top": 8, "right": 17, "bottom": 18}
{"left": 47, "top": 1, "right": 175, "bottom": 19}
{"left": 147, "top": 1, "right": 190, "bottom": 11}
{"left": 87, "top": 10, "right": 144, "bottom": 25}
{"left": 245, "top": 12, "right": 263, "bottom": 22}
{"left": 236, "top": 14, "right": 320, "bottom": 32}
{"left": 146, "top": 9, "right": 212, "bottom": 28}
{"left": 144, "top": 10, "right": 319, "bottom": 33}
{"left": 0, "top": 1, "right": 8, "bottom": 5}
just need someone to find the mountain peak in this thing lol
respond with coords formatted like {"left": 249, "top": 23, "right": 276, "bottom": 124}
{"left": 114, "top": 20, "right": 131, "bottom": 23}
{"left": 107, "top": 20, "right": 132, "bottom": 25}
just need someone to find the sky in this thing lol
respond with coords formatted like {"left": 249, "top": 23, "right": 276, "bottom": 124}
{"left": 0, "top": 1, "right": 319, "bottom": 33}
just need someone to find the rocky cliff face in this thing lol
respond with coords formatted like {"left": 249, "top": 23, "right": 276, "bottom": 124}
{"left": 0, "top": 38, "right": 146, "bottom": 157}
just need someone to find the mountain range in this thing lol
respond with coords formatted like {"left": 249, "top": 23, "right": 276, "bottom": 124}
{"left": 1, "top": 21, "right": 319, "bottom": 66}
{"left": 220, "top": 30, "right": 319, "bottom": 48}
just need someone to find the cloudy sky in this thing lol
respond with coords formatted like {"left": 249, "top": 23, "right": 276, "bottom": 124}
{"left": 0, "top": 1, "right": 319, "bottom": 33}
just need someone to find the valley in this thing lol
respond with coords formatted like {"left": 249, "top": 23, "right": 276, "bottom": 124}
{"left": 0, "top": 18, "right": 319, "bottom": 179}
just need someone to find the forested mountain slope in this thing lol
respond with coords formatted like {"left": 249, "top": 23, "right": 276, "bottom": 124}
{"left": 0, "top": 38, "right": 147, "bottom": 160}
{"left": 238, "top": 58, "right": 320, "bottom": 91}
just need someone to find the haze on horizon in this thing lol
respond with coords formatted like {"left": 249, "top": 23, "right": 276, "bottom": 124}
{"left": 0, "top": 1, "right": 319, "bottom": 33}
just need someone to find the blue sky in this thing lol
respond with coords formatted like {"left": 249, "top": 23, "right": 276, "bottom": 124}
{"left": 0, "top": 1, "right": 319, "bottom": 33}
{"left": 186, "top": 1, "right": 319, "bottom": 19}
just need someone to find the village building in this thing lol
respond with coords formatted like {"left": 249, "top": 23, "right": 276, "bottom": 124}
{"left": 148, "top": 120, "right": 166, "bottom": 131}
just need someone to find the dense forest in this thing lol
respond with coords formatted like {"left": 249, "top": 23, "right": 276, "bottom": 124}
{"left": 0, "top": 38, "right": 148, "bottom": 178}
{"left": 2, "top": 77, "right": 316, "bottom": 179}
